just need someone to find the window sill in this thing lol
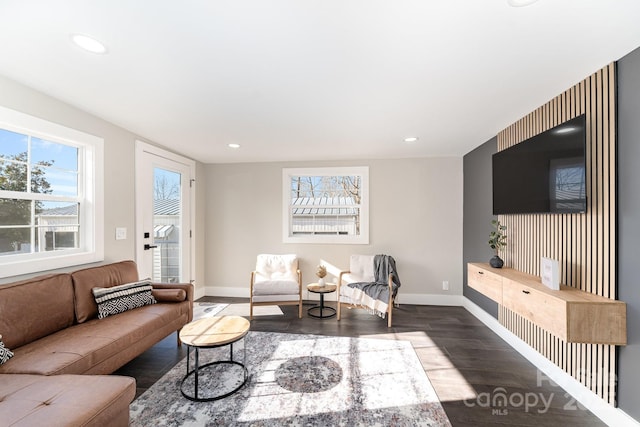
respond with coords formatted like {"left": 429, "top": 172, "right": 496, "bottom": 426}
{"left": 0, "top": 250, "right": 104, "bottom": 279}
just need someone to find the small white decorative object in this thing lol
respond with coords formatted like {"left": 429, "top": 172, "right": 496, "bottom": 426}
{"left": 316, "top": 265, "right": 327, "bottom": 287}
{"left": 541, "top": 257, "right": 560, "bottom": 290}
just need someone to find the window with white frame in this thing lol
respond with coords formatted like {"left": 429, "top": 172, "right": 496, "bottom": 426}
{"left": 0, "top": 106, "right": 103, "bottom": 278}
{"left": 282, "top": 167, "right": 369, "bottom": 244}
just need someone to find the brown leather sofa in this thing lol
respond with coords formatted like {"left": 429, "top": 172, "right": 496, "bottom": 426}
{"left": 0, "top": 260, "right": 193, "bottom": 426}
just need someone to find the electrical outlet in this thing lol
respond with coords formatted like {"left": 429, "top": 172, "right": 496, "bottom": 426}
{"left": 442, "top": 280, "right": 449, "bottom": 291}
{"left": 115, "top": 227, "right": 127, "bottom": 240}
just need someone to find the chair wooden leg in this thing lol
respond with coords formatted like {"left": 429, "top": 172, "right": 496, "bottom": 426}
{"left": 337, "top": 301, "right": 341, "bottom": 321}
{"left": 387, "top": 306, "right": 392, "bottom": 328}
{"left": 177, "top": 329, "right": 182, "bottom": 347}
{"left": 298, "top": 300, "right": 302, "bottom": 318}
{"left": 250, "top": 302, "right": 254, "bottom": 321}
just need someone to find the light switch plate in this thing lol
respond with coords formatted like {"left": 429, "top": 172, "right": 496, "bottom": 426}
{"left": 115, "top": 227, "right": 127, "bottom": 240}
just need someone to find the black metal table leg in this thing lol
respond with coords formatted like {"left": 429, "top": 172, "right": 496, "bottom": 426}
{"left": 180, "top": 338, "right": 248, "bottom": 402}
{"left": 308, "top": 292, "right": 336, "bottom": 318}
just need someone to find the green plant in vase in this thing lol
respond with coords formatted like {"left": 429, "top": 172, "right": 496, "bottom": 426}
{"left": 488, "top": 219, "right": 507, "bottom": 268}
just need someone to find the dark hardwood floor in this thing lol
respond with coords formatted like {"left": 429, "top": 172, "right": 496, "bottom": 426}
{"left": 115, "top": 297, "right": 606, "bottom": 426}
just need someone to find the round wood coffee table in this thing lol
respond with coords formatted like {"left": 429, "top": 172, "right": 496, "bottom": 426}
{"left": 307, "top": 283, "right": 337, "bottom": 318}
{"left": 179, "top": 315, "right": 250, "bottom": 401}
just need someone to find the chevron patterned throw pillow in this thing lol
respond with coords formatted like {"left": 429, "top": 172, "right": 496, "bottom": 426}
{"left": 92, "top": 280, "right": 157, "bottom": 319}
{"left": 0, "top": 336, "right": 13, "bottom": 365}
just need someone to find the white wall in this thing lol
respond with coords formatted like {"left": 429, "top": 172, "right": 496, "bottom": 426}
{"left": 0, "top": 75, "right": 205, "bottom": 292}
{"left": 0, "top": 74, "right": 462, "bottom": 303}
{"left": 204, "top": 157, "right": 464, "bottom": 303}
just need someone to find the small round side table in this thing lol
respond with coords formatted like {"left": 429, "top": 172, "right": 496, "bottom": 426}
{"left": 306, "top": 283, "right": 337, "bottom": 319}
{"left": 179, "top": 315, "right": 250, "bottom": 401}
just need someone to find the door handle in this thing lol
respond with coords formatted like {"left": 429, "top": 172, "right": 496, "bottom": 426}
{"left": 144, "top": 244, "right": 158, "bottom": 250}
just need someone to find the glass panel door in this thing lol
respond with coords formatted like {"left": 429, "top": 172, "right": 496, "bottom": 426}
{"left": 152, "top": 167, "right": 181, "bottom": 283}
{"left": 135, "top": 141, "right": 193, "bottom": 284}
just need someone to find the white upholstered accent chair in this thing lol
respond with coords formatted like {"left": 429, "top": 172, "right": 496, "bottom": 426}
{"left": 250, "top": 254, "right": 302, "bottom": 320}
{"left": 337, "top": 254, "right": 399, "bottom": 327}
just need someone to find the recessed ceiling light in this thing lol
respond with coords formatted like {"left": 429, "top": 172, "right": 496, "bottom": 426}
{"left": 71, "top": 34, "right": 107, "bottom": 54}
{"left": 507, "top": 0, "right": 540, "bottom": 7}
{"left": 404, "top": 137, "right": 419, "bottom": 143}
{"left": 228, "top": 143, "right": 241, "bottom": 149}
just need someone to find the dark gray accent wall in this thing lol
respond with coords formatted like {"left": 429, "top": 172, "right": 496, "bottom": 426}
{"left": 616, "top": 45, "right": 640, "bottom": 420}
{"left": 463, "top": 48, "right": 640, "bottom": 420}
{"left": 463, "top": 137, "right": 499, "bottom": 318}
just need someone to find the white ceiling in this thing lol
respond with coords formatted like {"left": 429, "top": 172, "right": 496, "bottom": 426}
{"left": 0, "top": 1, "right": 639, "bottom": 164}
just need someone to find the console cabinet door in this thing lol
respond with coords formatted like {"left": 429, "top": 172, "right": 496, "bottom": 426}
{"left": 502, "top": 279, "right": 567, "bottom": 340}
{"left": 467, "top": 263, "right": 502, "bottom": 304}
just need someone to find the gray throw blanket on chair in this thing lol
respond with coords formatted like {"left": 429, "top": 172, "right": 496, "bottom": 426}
{"left": 347, "top": 255, "right": 401, "bottom": 316}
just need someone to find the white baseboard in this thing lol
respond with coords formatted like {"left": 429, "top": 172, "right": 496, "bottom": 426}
{"left": 203, "top": 286, "right": 336, "bottom": 302}
{"left": 463, "top": 297, "right": 639, "bottom": 427}
{"left": 203, "top": 286, "right": 248, "bottom": 298}
{"left": 203, "top": 286, "right": 465, "bottom": 306}
{"left": 396, "top": 293, "right": 464, "bottom": 307}
{"left": 193, "top": 286, "right": 206, "bottom": 300}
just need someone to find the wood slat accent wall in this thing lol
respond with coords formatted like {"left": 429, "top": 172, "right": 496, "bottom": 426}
{"left": 496, "top": 63, "right": 617, "bottom": 405}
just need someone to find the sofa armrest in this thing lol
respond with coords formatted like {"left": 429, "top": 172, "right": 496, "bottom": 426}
{"left": 151, "top": 283, "right": 193, "bottom": 299}
{"left": 152, "top": 288, "right": 186, "bottom": 302}
{"left": 152, "top": 283, "right": 194, "bottom": 322}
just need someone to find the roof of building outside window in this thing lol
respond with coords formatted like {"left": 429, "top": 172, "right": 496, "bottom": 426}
{"left": 291, "top": 197, "right": 358, "bottom": 216}
{"left": 36, "top": 199, "right": 181, "bottom": 217}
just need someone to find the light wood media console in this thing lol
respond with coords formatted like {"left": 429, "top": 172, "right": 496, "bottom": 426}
{"left": 468, "top": 263, "right": 626, "bottom": 345}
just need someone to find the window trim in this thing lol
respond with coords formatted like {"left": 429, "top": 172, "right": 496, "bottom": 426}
{"left": 0, "top": 105, "right": 104, "bottom": 278}
{"left": 282, "top": 166, "right": 369, "bottom": 244}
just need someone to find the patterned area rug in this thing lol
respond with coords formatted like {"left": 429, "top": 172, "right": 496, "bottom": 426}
{"left": 130, "top": 331, "right": 451, "bottom": 426}
{"left": 192, "top": 302, "right": 228, "bottom": 320}
{"left": 193, "top": 302, "right": 284, "bottom": 320}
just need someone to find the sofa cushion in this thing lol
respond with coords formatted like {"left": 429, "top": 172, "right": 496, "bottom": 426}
{"left": 0, "top": 374, "right": 135, "bottom": 427}
{"left": 0, "top": 273, "right": 75, "bottom": 349}
{"left": 93, "top": 280, "right": 156, "bottom": 319}
{"left": 72, "top": 260, "right": 140, "bottom": 323}
{"left": 0, "top": 302, "right": 190, "bottom": 376}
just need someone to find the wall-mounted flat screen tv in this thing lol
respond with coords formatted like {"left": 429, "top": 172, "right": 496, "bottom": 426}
{"left": 492, "top": 114, "right": 587, "bottom": 215}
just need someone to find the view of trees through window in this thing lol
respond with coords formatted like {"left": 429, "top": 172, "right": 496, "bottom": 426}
{"left": 289, "top": 174, "right": 362, "bottom": 236}
{"left": 154, "top": 169, "right": 180, "bottom": 200}
{"left": 0, "top": 128, "right": 79, "bottom": 255}
{"left": 291, "top": 175, "right": 361, "bottom": 202}
{"left": 152, "top": 167, "right": 181, "bottom": 283}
